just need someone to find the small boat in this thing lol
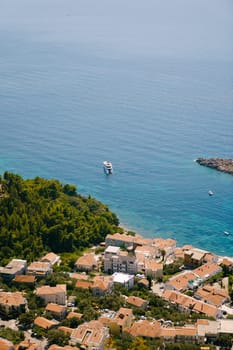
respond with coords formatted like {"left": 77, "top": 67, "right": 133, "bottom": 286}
{"left": 208, "top": 190, "right": 214, "bottom": 196}
{"left": 224, "top": 231, "right": 230, "bottom": 236}
{"left": 103, "top": 161, "right": 113, "bottom": 175}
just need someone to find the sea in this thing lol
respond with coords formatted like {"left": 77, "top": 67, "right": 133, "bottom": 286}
{"left": 0, "top": 0, "right": 233, "bottom": 256}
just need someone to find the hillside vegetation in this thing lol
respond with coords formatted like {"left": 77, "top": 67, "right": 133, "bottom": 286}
{"left": 0, "top": 172, "right": 119, "bottom": 264}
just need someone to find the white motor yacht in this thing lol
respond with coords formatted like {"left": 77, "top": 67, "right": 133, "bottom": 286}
{"left": 103, "top": 161, "right": 113, "bottom": 175}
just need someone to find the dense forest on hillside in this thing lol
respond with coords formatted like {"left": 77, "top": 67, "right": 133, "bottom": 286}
{"left": 0, "top": 172, "right": 119, "bottom": 264}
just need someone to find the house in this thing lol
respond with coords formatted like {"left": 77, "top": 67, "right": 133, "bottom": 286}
{"left": 196, "top": 319, "right": 219, "bottom": 344}
{"left": 158, "top": 326, "right": 198, "bottom": 344}
{"left": 134, "top": 236, "right": 154, "bottom": 247}
{"left": 126, "top": 320, "right": 198, "bottom": 343}
{"left": 165, "top": 271, "right": 198, "bottom": 292}
{"left": 173, "top": 326, "right": 198, "bottom": 343}
{"left": 109, "top": 307, "right": 133, "bottom": 335}
{"left": 36, "top": 284, "right": 67, "bottom": 305}
{"left": 184, "top": 248, "right": 209, "bottom": 268}
{"left": 221, "top": 258, "right": 233, "bottom": 271}
{"left": 192, "top": 300, "right": 222, "bottom": 319}
{"left": 0, "top": 291, "right": 27, "bottom": 317}
{"left": 193, "top": 262, "right": 222, "bottom": 282}
{"left": 75, "top": 280, "right": 93, "bottom": 290}
{"left": 162, "top": 290, "right": 222, "bottom": 319}
{"left": 153, "top": 238, "right": 176, "bottom": 258}
{"left": 104, "top": 246, "right": 137, "bottom": 274}
{"left": 40, "top": 252, "right": 61, "bottom": 266}
{"left": 13, "top": 274, "right": 36, "bottom": 287}
{"left": 70, "top": 320, "right": 109, "bottom": 350}
{"left": 144, "top": 260, "right": 163, "bottom": 279}
{"left": 105, "top": 233, "right": 135, "bottom": 249}
{"left": 34, "top": 316, "right": 59, "bottom": 330}
{"left": 27, "top": 261, "right": 52, "bottom": 277}
{"left": 195, "top": 285, "right": 230, "bottom": 307}
{"left": 45, "top": 303, "right": 67, "bottom": 320}
{"left": 196, "top": 319, "right": 233, "bottom": 343}
{"left": 112, "top": 272, "right": 134, "bottom": 289}
{"left": 173, "top": 247, "right": 185, "bottom": 260}
{"left": 135, "top": 245, "right": 158, "bottom": 259}
{"left": 57, "top": 326, "right": 73, "bottom": 335}
{"left": 74, "top": 253, "right": 97, "bottom": 272}
{"left": 0, "top": 337, "right": 14, "bottom": 350}
{"left": 92, "top": 275, "right": 113, "bottom": 296}
{"left": 0, "top": 259, "right": 27, "bottom": 281}
{"left": 70, "top": 272, "right": 89, "bottom": 280}
{"left": 67, "top": 311, "right": 83, "bottom": 320}
{"left": 125, "top": 320, "right": 160, "bottom": 339}
{"left": 126, "top": 295, "right": 148, "bottom": 309}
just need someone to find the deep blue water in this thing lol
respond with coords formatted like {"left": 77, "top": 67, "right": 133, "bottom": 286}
{"left": 0, "top": 0, "right": 233, "bottom": 256}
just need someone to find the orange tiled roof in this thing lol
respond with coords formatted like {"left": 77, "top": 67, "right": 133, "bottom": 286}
{"left": 195, "top": 319, "right": 210, "bottom": 325}
{"left": 204, "top": 253, "right": 215, "bottom": 262}
{"left": 167, "top": 271, "right": 197, "bottom": 291}
{"left": 13, "top": 275, "right": 36, "bottom": 283}
{"left": 145, "top": 260, "right": 163, "bottom": 271}
{"left": 27, "top": 261, "right": 51, "bottom": 271}
{"left": 36, "top": 284, "right": 66, "bottom": 296}
{"left": 175, "top": 326, "right": 197, "bottom": 336}
{"left": 135, "top": 245, "right": 157, "bottom": 255}
{"left": 193, "top": 301, "right": 218, "bottom": 318}
{"left": 75, "top": 280, "right": 93, "bottom": 289}
{"left": 34, "top": 316, "right": 59, "bottom": 329}
{"left": 75, "top": 253, "right": 97, "bottom": 268}
{"left": 196, "top": 285, "right": 229, "bottom": 307}
{"left": 67, "top": 312, "right": 83, "bottom": 320}
{"left": 114, "top": 308, "right": 133, "bottom": 326}
{"left": 158, "top": 327, "right": 176, "bottom": 338}
{"left": 70, "top": 273, "right": 89, "bottom": 280}
{"left": 134, "top": 236, "right": 154, "bottom": 246}
{"left": 41, "top": 252, "right": 60, "bottom": 264}
{"left": 92, "top": 275, "right": 113, "bottom": 291}
{"left": 126, "top": 295, "right": 147, "bottom": 308}
{"left": 71, "top": 320, "right": 108, "bottom": 345}
{"left": 0, "top": 291, "right": 26, "bottom": 307}
{"left": 126, "top": 320, "right": 160, "bottom": 338}
{"left": 193, "top": 262, "right": 222, "bottom": 279}
{"left": 221, "top": 258, "right": 233, "bottom": 267}
{"left": 0, "top": 337, "right": 14, "bottom": 350}
{"left": 106, "top": 233, "right": 135, "bottom": 243}
{"left": 58, "top": 326, "right": 73, "bottom": 334}
{"left": 162, "top": 290, "right": 219, "bottom": 318}
{"left": 46, "top": 303, "right": 66, "bottom": 313}
{"left": 154, "top": 238, "right": 176, "bottom": 249}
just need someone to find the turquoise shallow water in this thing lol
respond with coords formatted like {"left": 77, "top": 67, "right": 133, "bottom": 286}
{"left": 0, "top": 0, "right": 233, "bottom": 256}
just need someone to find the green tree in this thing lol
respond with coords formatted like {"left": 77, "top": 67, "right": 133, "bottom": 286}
{"left": 0, "top": 172, "right": 119, "bottom": 264}
{"left": 18, "top": 311, "right": 35, "bottom": 329}
{"left": 47, "top": 329, "right": 70, "bottom": 347}
{"left": 128, "top": 337, "right": 151, "bottom": 350}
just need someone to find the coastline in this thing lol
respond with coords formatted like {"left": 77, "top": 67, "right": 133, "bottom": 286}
{"left": 196, "top": 158, "right": 233, "bottom": 176}
{"left": 120, "top": 225, "right": 233, "bottom": 263}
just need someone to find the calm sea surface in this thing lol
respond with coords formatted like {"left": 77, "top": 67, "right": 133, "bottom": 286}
{"left": 0, "top": 0, "right": 233, "bottom": 255}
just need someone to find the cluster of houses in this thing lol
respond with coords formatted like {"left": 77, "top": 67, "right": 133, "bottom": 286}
{"left": 0, "top": 232, "right": 233, "bottom": 349}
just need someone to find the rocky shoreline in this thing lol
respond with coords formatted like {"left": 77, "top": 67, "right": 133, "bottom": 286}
{"left": 196, "top": 157, "right": 233, "bottom": 176}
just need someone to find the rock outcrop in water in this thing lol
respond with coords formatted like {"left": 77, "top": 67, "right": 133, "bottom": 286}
{"left": 196, "top": 158, "right": 233, "bottom": 176}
